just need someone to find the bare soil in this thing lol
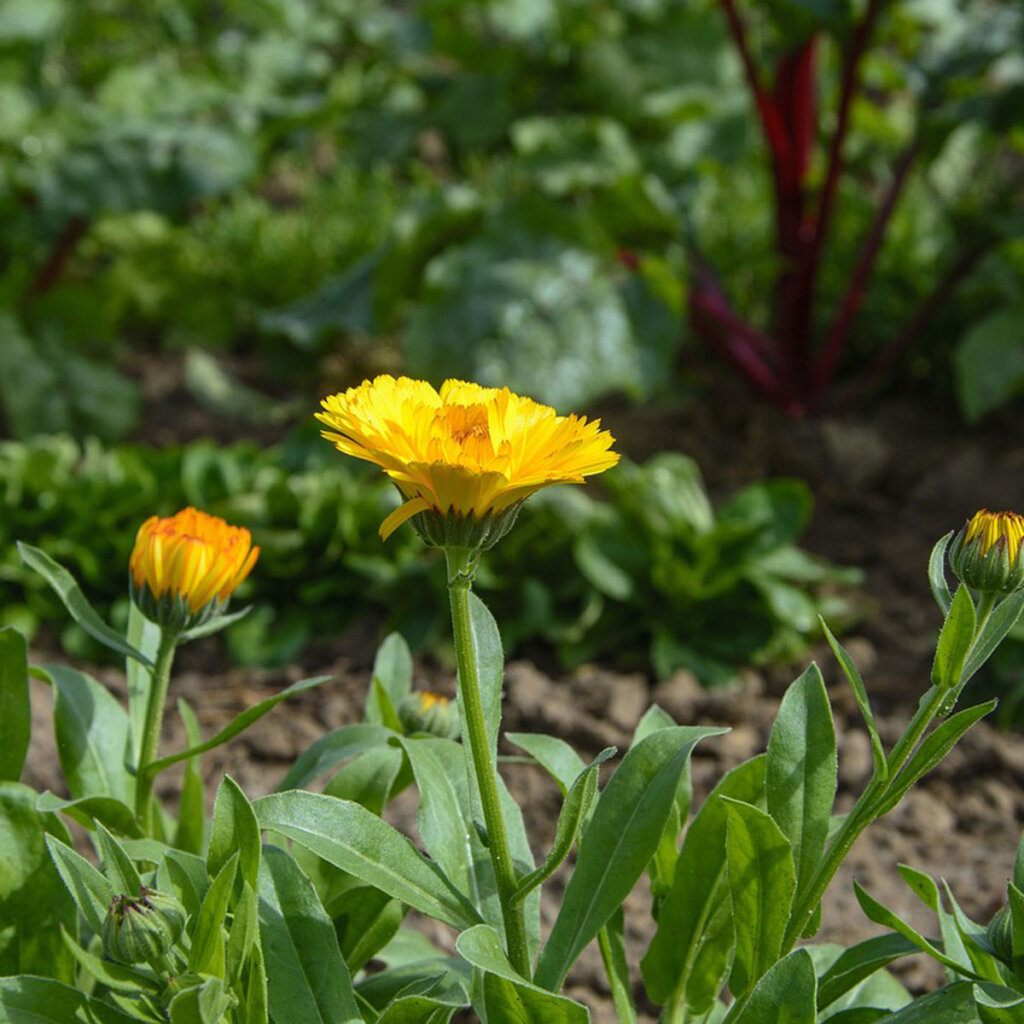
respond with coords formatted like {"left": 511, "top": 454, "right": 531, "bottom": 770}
{"left": 22, "top": 368, "right": 1024, "bottom": 1021}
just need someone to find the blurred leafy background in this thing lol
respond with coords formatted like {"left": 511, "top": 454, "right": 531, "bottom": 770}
{"left": 2, "top": 0, "right": 1022, "bottom": 678}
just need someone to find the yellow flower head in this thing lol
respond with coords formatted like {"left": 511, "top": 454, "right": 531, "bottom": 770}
{"left": 397, "top": 689, "right": 460, "bottom": 739}
{"left": 949, "top": 509, "right": 1024, "bottom": 595}
{"left": 963, "top": 510, "right": 1024, "bottom": 561}
{"left": 317, "top": 376, "right": 619, "bottom": 542}
{"left": 129, "top": 508, "right": 259, "bottom": 629}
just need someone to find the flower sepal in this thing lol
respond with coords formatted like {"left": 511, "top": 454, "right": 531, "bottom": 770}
{"left": 102, "top": 886, "right": 185, "bottom": 967}
{"left": 129, "top": 576, "right": 226, "bottom": 636}
{"left": 410, "top": 502, "right": 524, "bottom": 555}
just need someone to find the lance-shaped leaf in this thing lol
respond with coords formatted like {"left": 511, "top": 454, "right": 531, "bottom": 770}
{"left": 961, "top": 587, "right": 1024, "bottom": 684}
{"left": 125, "top": 602, "right": 161, "bottom": 773}
{"left": 816, "top": 934, "right": 920, "bottom": 1011}
{"left": 277, "top": 724, "right": 395, "bottom": 791}
{"left": 173, "top": 698, "right": 204, "bottom": 855}
{"left": 642, "top": 755, "right": 766, "bottom": 1007}
{"left": 45, "top": 835, "right": 114, "bottom": 935}
{"left": 730, "top": 949, "right": 817, "bottom": 1024}
{"left": 259, "top": 845, "right": 362, "bottom": 1024}
{"left": 188, "top": 853, "right": 238, "bottom": 978}
{"left": 535, "top": 725, "right": 725, "bottom": 991}
{"left": 208, "top": 775, "right": 261, "bottom": 891}
{"left": 143, "top": 675, "right": 332, "bottom": 779}
{"left": 0, "top": 975, "right": 138, "bottom": 1023}
{"left": 931, "top": 586, "right": 976, "bottom": 690}
{"left": 42, "top": 664, "right": 132, "bottom": 804}
{"left": 821, "top": 620, "right": 886, "bottom": 782}
{"left": 873, "top": 700, "right": 997, "bottom": 817}
{"left": 254, "top": 790, "right": 482, "bottom": 930}
{"left": 17, "top": 543, "right": 152, "bottom": 666}
{"left": 35, "top": 793, "right": 142, "bottom": 837}
{"left": 512, "top": 748, "right": 614, "bottom": 901}
{"left": 506, "top": 733, "right": 586, "bottom": 794}
{"left": 928, "top": 532, "right": 954, "bottom": 616}
{"left": 0, "top": 628, "right": 30, "bottom": 782}
{"left": 366, "top": 632, "right": 414, "bottom": 725}
{"left": 457, "top": 925, "right": 590, "bottom": 1024}
{"left": 724, "top": 799, "right": 796, "bottom": 999}
{"left": 766, "top": 664, "right": 836, "bottom": 917}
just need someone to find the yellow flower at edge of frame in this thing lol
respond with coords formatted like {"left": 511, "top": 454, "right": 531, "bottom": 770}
{"left": 963, "top": 509, "right": 1024, "bottom": 563}
{"left": 316, "top": 376, "right": 620, "bottom": 540}
{"left": 130, "top": 507, "right": 260, "bottom": 615}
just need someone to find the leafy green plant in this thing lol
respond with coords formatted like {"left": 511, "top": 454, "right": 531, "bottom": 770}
{"left": 2, "top": 386, "right": 1023, "bottom": 1021}
{"left": 0, "top": 434, "right": 857, "bottom": 681}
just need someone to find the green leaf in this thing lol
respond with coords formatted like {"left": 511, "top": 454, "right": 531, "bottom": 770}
{"left": 821, "top": 621, "right": 887, "bottom": 782}
{"left": 45, "top": 834, "right": 114, "bottom": 935}
{"left": 534, "top": 725, "right": 725, "bottom": 990}
{"left": 179, "top": 605, "right": 252, "bottom": 643}
{"left": 323, "top": 746, "right": 407, "bottom": 815}
{"left": 173, "top": 698, "right": 204, "bottom": 856}
{"left": 399, "top": 736, "right": 502, "bottom": 931}
{"left": 766, "top": 664, "right": 836, "bottom": 917}
{"left": 188, "top": 852, "right": 238, "bottom": 978}
{"left": 932, "top": 586, "right": 976, "bottom": 689}
{"left": 961, "top": 588, "right": 1024, "bottom": 685}
{"left": 208, "top": 775, "right": 261, "bottom": 891}
{"left": 16, "top": 543, "right": 152, "bottom": 666}
{"left": 158, "top": 849, "right": 210, "bottom": 921}
{"left": 254, "top": 790, "right": 482, "bottom": 930}
{"left": 331, "top": 885, "right": 405, "bottom": 973}
{"left": 258, "top": 845, "right": 362, "bottom": 1024}
{"left": 61, "top": 926, "right": 160, "bottom": 995}
{"left": 506, "top": 733, "right": 587, "bottom": 795}
{"left": 597, "top": 909, "right": 636, "bottom": 1024}
{"left": 0, "top": 782, "right": 76, "bottom": 983}
{"left": 642, "top": 755, "right": 767, "bottom": 1007}
{"left": 366, "top": 632, "right": 414, "bottom": 724}
{"left": 94, "top": 823, "right": 142, "bottom": 895}
{"left": 144, "top": 675, "right": 332, "bottom": 778}
{"left": 226, "top": 880, "right": 260, "bottom": 984}
{"left": 817, "top": 934, "right": 921, "bottom": 1010}
{"left": 168, "top": 976, "right": 234, "bottom": 1023}
{"left": 873, "top": 701, "right": 997, "bottom": 817}
{"left": 731, "top": 948, "right": 817, "bottom": 1024}
{"left": 35, "top": 792, "right": 142, "bottom": 837}
{"left": 955, "top": 305, "right": 1024, "bottom": 421}
{"left": 278, "top": 723, "right": 396, "bottom": 791}
{"left": 0, "top": 975, "right": 137, "bottom": 1024}
{"left": 928, "top": 533, "right": 954, "bottom": 616}
{"left": 724, "top": 798, "right": 797, "bottom": 999}
{"left": 881, "top": 980, "right": 979, "bottom": 1022}
{"left": 456, "top": 925, "right": 591, "bottom": 1023}
{"left": 42, "top": 664, "right": 132, "bottom": 804}
{"left": 853, "top": 881, "right": 981, "bottom": 978}
{"left": 512, "top": 748, "right": 614, "bottom": 901}
{"left": 0, "top": 628, "right": 30, "bottom": 782}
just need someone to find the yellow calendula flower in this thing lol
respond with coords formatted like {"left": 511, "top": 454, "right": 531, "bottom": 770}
{"left": 949, "top": 509, "right": 1024, "bottom": 595}
{"left": 129, "top": 508, "right": 259, "bottom": 631}
{"left": 397, "top": 690, "right": 461, "bottom": 739}
{"left": 317, "top": 376, "right": 619, "bottom": 546}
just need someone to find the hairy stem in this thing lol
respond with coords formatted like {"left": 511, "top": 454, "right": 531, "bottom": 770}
{"left": 446, "top": 547, "right": 531, "bottom": 977}
{"left": 134, "top": 631, "right": 178, "bottom": 834}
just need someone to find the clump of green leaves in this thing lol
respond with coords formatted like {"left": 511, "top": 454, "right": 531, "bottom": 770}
{"left": 0, "top": 435, "right": 857, "bottom": 681}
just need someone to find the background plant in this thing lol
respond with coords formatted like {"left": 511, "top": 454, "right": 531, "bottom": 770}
{"left": 0, "top": 434, "right": 859, "bottom": 681}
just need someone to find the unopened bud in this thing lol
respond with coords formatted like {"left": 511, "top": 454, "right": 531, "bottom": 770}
{"left": 102, "top": 886, "right": 185, "bottom": 966}
{"left": 397, "top": 690, "right": 461, "bottom": 740}
{"left": 948, "top": 510, "right": 1024, "bottom": 596}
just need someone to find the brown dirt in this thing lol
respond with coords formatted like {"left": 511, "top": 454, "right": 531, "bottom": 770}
{"left": 20, "top": 366, "right": 1024, "bottom": 1020}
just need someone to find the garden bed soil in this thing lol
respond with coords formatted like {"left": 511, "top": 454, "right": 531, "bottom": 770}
{"left": 22, "top": 374, "right": 1024, "bottom": 1021}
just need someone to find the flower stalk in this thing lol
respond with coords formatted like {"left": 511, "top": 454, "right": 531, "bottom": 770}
{"left": 446, "top": 546, "right": 531, "bottom": 978}
{"left": 134, "top": 630, "right": 179, "bottom": 834}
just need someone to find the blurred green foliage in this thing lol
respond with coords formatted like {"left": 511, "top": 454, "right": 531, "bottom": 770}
{"left": 4, "top": 0, "right": 1023, "bottom": 436}
{"left": 0, "top": 435, "right": 858, "bottom": 682}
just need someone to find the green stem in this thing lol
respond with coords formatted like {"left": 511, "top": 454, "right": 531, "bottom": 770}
{"left": 780, "top": 680, "right": 949, "bottom": 953}
{"left": 598, "top": 924, "right": 637, "bottom": 1024}
{"left": 134, "top": 631, "right": 178, "bottom": 834}
{"left": 446, "top": 548, "right": 531, "bottom": 978}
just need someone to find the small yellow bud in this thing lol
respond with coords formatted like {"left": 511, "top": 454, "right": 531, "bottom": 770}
{"left": 948, "top": 510, "right": 1024, "bottom": 595}
{"left": 129, "top": 507, "right": 259, "bottom": 632}
{"left": 397, "top": 690, "right": 461, "bottom": 740}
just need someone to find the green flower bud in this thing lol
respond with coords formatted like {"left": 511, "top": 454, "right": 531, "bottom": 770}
{"left": 987, "top": 904, "right": 1013, "bottom": 963}
{"left": 397, "top": 690, "right": 461, "bottom": 740}
{"left": 103, "top": 887, "right": 185, "bottom": 967}
{"left": 948, "top": 510, "right": 1024, "bottom": 596}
